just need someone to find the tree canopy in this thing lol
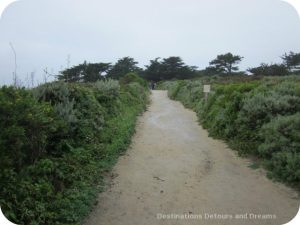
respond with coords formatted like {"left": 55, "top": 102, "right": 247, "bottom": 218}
{"left": 106, "top": 57, "right": 141, "bottom": 79}
{"left": 248, "top": 63, "right": 289, "bottom": 76}
{"left": 281, "top": 52, "right": 300, "bottom": 73}
{"left": 58, "top": 61, "right": 111, "bottom": 82}
{"left": 143, "top": 56, "right": 197, "bottom": 81}
{"left": 56, "top": 51, "right": 300, "bottom": 84}
{"left": 207, "top": 53, "right": 243, "bottom": 75}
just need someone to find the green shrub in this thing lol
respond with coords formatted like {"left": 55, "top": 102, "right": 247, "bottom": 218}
{"left": 33, "top": 81, "right": 78, "bottom": 127}
{"left": 235, "top": 92, "right": 300, "bottom": 153}
{"left": 0, "top": 86, "right": 64, "bottom": 170}
{"left": 168, "top": 80, "right": 186, "bottom": 99}
{"left": 198, "top": 83, "right": 258, "bottom": 140}
{"left": 93, "top": 79, "right": 120, "bottom": 100}
{"left": 68, "top": 85, "right": 106, "bottom": 144}
{"left": 258, "top": 113, "right": 300, "bottom": 158}
{"left": 0, "top": 81, "right": 149, "bottom": 225}
{"left": 119, "top": 72, "right": 147, "bottom": 88}
{"left": 267, "top": 151, "right": 300, "bottom": 184}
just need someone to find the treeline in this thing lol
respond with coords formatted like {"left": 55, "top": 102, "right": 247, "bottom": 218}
{"left": 57, "top": 52, "right": 300, "bottom": 83}
{"left": 202, "top": 52, "right": 300, "bottom": 76}
{"left": 57, "top": 56, "right": 198, "bottom": 82}
{"left": 0, "top": 74, "right": 149, "bottom": 225}
{"left": 160, "top": 76, "right": 300, "bottom": 186}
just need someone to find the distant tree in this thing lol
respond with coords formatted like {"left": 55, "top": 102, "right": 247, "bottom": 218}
{"left": 281, "top": 52, "right": 300, "bottom": 73}
{"left": 107, "top": 57, "right": 141, "bottom": 79}
{"left": 209, "top": 53, "right": 243, "bottom": 75}
{"left": 83, "top": 63, "right": 111, "bottom": 82}
{"left": 160, "top": 56, "right": 185, "bottom": 80}
{"left": 143, "top": 58, "right": 162, "bottom": 81}
{"left": 248, "top": 63, "right": 288, "bottom": 76}
{"left": 144, "top": 56, "right": 197, "bottom": 81}
{"left": 203, "top": 66, "right": 223, "bottom": 76}
{"left": 58, "top": 61, "right": 111, "bottom": 82}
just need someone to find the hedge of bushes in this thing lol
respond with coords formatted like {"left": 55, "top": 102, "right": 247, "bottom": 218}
{"left": 160, "top": 76, "right": 300, "bottom": 186}
{"left": 0, "top": 77, "right": 149, "bottom": 225}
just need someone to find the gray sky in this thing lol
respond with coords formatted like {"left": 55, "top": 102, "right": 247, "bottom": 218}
{"left": 0, "top": 0, "right": 300, "bottom": 85}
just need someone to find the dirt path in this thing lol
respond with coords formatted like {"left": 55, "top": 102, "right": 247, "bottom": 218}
{"left": 84, "top": 90, "right": 299, "bottom": 225}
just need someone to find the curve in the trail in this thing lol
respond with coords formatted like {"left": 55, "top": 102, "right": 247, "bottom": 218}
{"left": 84, "top": 90, "right": 299, "bottom": 225}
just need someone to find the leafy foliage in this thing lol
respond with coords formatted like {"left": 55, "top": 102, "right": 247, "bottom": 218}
{"left": 58, "top": 61, "right": 111, "bottom": 82}
{"left": 106, "top": 57, "right": 141, "bottom": 79}
{"left": 207, "top": 52, "right": 243, "bottom": 75}
{"left": 0, "top": 79, "right": 149, "bottom": 225}
{"left": 258, "top": 113, "right": 300, "bottom": 158}
{"left": 281, "top": 51, "right": 300, "bottom": 73}
{"left": 120, "top": 72, "right": 148, "bottom": 88}
{"left": 143, "top": 56, "right": 197, "bottom": 81}
{"left": 248, "top": 63, "right": 289, "bottom": 76}
{"left": 94, "top": 79, "right": 120, "bottom": 98}
{"left": 33, "top": 81, "right": 78, "bottom": 128}
{"left": 0, "top": 86, "right": 63, "bottom": 171}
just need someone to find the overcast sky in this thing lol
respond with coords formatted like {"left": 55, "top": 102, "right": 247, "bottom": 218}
{"left": 0, "top": 0, "right": 299, "bottom": 85}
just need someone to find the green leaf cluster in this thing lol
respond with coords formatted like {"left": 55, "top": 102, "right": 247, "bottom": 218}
{"left": 0, "top": 79, "right": 149, "bottom": 224}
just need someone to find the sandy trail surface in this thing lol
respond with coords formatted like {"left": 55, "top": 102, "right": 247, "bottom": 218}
{"left": 84, "top": 90, "right": 299, "bottom": 225}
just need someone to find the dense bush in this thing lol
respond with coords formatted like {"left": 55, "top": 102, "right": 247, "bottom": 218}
{"left": 259, "top": 113, "right": 300, "bottom": 157}
{"left": 161, "top": 76, "right": 300, "bottom": 186}
{"left": 33, "top": 81, "right": 78, "bottom": 131}
{"left": 0, "top": 79, "right": 149, "bottom": 225}
{"left": 0, "top": 86, "right": 65, "bottom": 169}
{"left": 93, "top": 79, "right": 120, "bottom": 100}
{"left": 248, "top": 63, "right": 289, "bottom": 76}
{"left": 119, "top": 72, "right": 148, "bottom": 88}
